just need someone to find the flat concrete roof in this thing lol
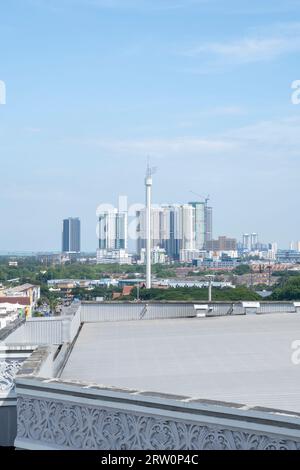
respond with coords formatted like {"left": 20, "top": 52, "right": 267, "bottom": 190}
{"left": 61, "top": 313, "right": 300, "bottom": 413}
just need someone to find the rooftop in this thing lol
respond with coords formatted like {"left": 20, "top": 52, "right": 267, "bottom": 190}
{"left": 0, "top": 297, "right": 30, "bottom": 305}
{"left": 6, "top": 283, "right": 36, "bottom": 293}
{"left": 3, "top": 301, "right": 300, "bottom": 450}
{"left": 61, "top": 312, "right": 300, "bottom": 413}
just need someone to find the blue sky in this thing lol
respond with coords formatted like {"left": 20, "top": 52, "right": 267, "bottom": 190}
{"left": 0, "top": 0, "right": 300, "bottom": 251}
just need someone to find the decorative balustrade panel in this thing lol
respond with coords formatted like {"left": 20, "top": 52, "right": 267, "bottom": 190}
{"left": 16, "top": 395, "right": 300, "bottom": 450}
{"left": 0, "top": 360, "right": 23, "bottom": 395}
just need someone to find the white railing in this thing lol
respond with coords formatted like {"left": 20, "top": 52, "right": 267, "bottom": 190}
{"left": 15, "top": 376, "right": 300, "bottom": 450}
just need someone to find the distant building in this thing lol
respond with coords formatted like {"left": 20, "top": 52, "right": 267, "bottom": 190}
{"left": 140, "top": 246, "right": 167, "bottom": 264}
{"left": 242, "top": 233, "right": 251, "bottom": 251}
{"left": 189, "top": 200, "right": 213, "bottom": 250}
{"left": 242, "top": 233, "right": 259, "bottom": 251}
{"left": 98, "top": 208, "right": 127, "bottom": 251}
{"left": 250, "top": 233, "right": 258, "bottom": 250}
{"left": 206, "top": 236, "right": 237, "bottom": 252}
{"left": 62, "top": 218, "right": 81, "bottom": 254}
{"left": 136, "top": 202, "right": 213, "bottom": 260}
{"left": 163, "top": 205, "right": 182, "bottom": 259}
{"left": 0, "top": 302, "right": 24, "bottom": 329}
{"left": 36, "top": 253, "right": 63, "bottom": 265}
{"left": 180, "top": 204, "right": 195, "bottom": 251}
{"left": 48, "top": 279, "right": 118, "bottom": 289}
{"left": 97, "top": 207, "right": 129, "bottom": 264}
{"left": 136, "top": 206, "right": 163, "bottom": 255}
{"left": 189, "top": 202, "right": 205, "bottom": 250}
{"left": 194, "top": 257, "right": 238, "bottom": 270}
{"left": 276, "top": 250, "right": 300, "bottom": 263}
{"left": 261, "top": 242, "right": 278, "bottom": 261}
{"left": 180, "top": 249, "right": 204, "bottom": 263}
{"left": 205, "top": 205, "right": 213, "bottom": 244}
{"left": 122, "top": 286, "right": 134, "bottom": 297}
{"left": 96, "top": 249, "right": 132, "bottom": 265}
{"left": 0, "top": 283, "right": 40, "bottom": 318}
{"left": 269, "top": 242, "right": 278, "bottom": 253}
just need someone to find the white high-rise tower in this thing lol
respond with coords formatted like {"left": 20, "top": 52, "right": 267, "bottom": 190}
{"left": 145, "top": 164, "right": 154, "bottom": 289}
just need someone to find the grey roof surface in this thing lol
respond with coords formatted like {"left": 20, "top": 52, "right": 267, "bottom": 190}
{"left": 61, "top": 313, "right": 300, "bottom": 413}
{"left": 6, "top": 283, "right": 36, "bottom": 292}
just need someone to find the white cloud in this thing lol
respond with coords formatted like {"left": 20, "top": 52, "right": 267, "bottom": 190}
{"left": 24, "top": 127, "right": 42, "bottom": 133}
{"left": 81, "top": 136, "right": 235, "bottom": 158}
{"left": 188, "top": 38, "right": 291, "bottom": 63}
{"left": 72, "top": 115, "right": 300, "bottom": 165}
{"left": 223, "top": 116, "right": 300, "bottom": 158}
{"left": 177, "top": 107, "right": 246, "bottom": 128}
{"left": 210, "top": 106, "right": 245, "bottom": 116}
{"left": 184, "top": 22, "right": 300, "bottom": 66}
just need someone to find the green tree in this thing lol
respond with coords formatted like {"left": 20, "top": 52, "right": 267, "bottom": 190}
{"left": 232, "top": 264, "right": 252, "bottom": 275}
{"left": 271, "top": 275, "right": 300, "bottom": 300}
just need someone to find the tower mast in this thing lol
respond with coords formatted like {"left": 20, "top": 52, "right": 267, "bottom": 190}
{"left": 145, "top": 162, "right": 154, "bottom": 289}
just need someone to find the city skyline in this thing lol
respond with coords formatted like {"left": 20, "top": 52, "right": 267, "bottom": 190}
{"left": 61, "top": 195, "right": 290, "bottom": 259}
{"left": 1, "top": 187, "right": 299, "bottom": 253}
{"left": 0, "top": 0, "right": 300, "bottom": 250}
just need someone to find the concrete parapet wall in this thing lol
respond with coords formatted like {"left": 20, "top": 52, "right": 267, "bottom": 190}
{"left": 14, "top": 374, "right": 300, "bottom": 450}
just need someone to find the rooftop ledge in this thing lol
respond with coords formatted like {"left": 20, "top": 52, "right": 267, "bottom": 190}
{"left": 5, "top": 303, "right": 300, "bottom": 450}
{"left": 15, "top": 345, "right": 300, "bottom": 433}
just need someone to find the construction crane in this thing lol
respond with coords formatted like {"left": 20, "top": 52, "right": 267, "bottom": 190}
{"left": 189, "top": 191, "right": 210, "bottom": 205}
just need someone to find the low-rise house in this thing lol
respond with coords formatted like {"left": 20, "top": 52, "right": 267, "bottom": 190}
{"left": 0, "top": 284, "right": 40, "bottom": 317}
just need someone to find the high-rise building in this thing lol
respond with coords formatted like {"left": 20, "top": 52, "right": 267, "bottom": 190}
{"left": 251, "top": 233, "right": 258, "bottom": 250}
{"left": 62, "top": 218, "right": 81, "bottom": 254}
{"left": 189, "top": 200, "right": 213, "bottom": 250}
{"left": 205, "top": 205, "right": 213, "bottom": 244}
{"left": 136, "top": 204, "right": 195, "bottom": 260}
{"left": 136, "top": 201, "right": 213, "bottom": 260}
{"left": 164, "top": 205, "right": 182, "bottom": 259}
{"left": 136, "top": 206, "right": 162, "bottom": 255}
{"left": 180, "top": 204, "right": 195, "bottom": 251}
{"left": 242, "top": 233, "right": 251, "bottom": 251}
{"left": 189, "top": 202, "right": 205, "bottom": 250}
{"left": 242, "top": 233, "right": 259, "bottom": 251}
{"left": 206, "top": 236, "right": 237, "bottom": 251}
{"left": 268, "top": 242, "right": 278, "bottom": 253}
{"left": 98, "top": 208, "right": 127, "bottom": 251}
{"left": 97, "top": 208, "right": 128, "bottom": 264}
{"left": 266, "top": 242, "right": 278, "bottom": 260}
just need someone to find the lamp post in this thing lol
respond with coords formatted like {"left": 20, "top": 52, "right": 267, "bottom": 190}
{"left": 205, "top": 274, "right": 215, "bottom": 302}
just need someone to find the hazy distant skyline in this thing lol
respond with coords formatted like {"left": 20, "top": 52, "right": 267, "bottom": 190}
{"left": 0, "top": 0, "right": 300, "bottom": 250}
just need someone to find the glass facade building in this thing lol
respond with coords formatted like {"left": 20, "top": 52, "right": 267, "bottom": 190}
{"left": 62, "top": 218, "right": 81, "bottom": 253}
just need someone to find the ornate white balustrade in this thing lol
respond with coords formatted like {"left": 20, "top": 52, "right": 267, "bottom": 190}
{"left": 0, "top": 360, "right": 22, "bottom": 395}
{"left": 0, "top": 347, "right": 34, "bottom": 446}
{"left": 15, "top": 376, "right": 300, "bottom": 450}
{"left": 0, "top": 349, "right": 33, "bottom": 398}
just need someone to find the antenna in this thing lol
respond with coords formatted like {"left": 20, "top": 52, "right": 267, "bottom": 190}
{"left": 146, "top": 157, "right": 157, "bottom": 178}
